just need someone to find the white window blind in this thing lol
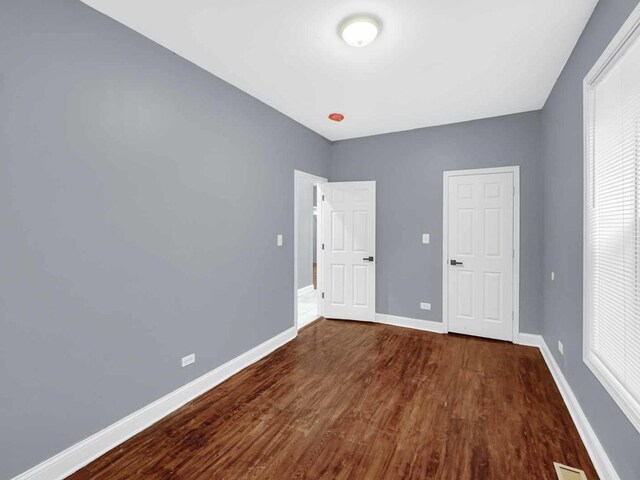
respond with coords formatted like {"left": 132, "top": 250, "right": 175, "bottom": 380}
{"left": 584, "top": 11, "right": 640, "bottom": 434}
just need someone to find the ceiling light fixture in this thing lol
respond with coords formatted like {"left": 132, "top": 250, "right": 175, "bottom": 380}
{"left": 339, "top": 15, "right": 381, "bottom": 48}
{"left": 328, "top": 113, "right": 345, "bottom": 122}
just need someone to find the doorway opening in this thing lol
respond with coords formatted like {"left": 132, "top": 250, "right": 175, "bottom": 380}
{"left": 294, "top": 170, "right": 327, "bottom": 330}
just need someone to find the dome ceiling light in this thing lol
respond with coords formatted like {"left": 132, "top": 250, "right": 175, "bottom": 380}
{"left": 339, "top": 15, "right": 381, "bottom": 48}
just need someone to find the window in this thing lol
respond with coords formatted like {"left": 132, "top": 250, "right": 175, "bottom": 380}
{"left": 584, "top": 6, "right": 640, "bottom": 434}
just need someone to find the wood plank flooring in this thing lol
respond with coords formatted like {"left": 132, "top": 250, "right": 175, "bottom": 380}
{"left": 68, "top": 319, "right": 597, "bottom": 479}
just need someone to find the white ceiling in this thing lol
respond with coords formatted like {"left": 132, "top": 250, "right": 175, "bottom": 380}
{"left": 81, "top": 0, "right": 598, "bottom": 141}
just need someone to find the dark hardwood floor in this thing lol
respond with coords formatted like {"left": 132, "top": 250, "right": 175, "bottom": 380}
{"left": 68, "top": 320, "right": 597, "bottom": 479}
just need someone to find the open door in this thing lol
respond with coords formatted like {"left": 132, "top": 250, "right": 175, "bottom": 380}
{"left": 320, "top": 182, "right": 376, "bottom": 322}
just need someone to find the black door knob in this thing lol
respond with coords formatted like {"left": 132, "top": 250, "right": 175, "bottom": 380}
{"left": 450, "top": 259, "right": 463, "bottom": 266}
{"left": 363, "top": 256, "right": 374, "bottom": 262}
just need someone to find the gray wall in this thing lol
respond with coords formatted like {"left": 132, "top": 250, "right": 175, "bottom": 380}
{"left": 0, "top": 1, "right": 329, "bottom": 478}
{"left": 295, "top": 176, "right": 315, "bottom": 289}
{"left": 540, "top": 0, "right": 640, "bottom": 478}
{"left": 329, "top": 112, "right": 543, "bottom": 334}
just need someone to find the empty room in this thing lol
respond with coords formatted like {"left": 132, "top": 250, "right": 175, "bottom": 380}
{"left": 3, "top": 1, "right": 640, "bottom": 479}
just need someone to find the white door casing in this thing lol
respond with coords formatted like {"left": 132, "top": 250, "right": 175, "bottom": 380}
{"left": 444, "top": 168, "right": 518, "bottom": 341}
{"left": 321, "top": 182, "right": 376, "bottom": 322}
{"left": 293, "top": 170, "right": 327, "bottom": 330}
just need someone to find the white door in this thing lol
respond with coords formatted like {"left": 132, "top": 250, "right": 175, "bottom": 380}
{"left": 446, "top": 172, "right": 515, "bottom": 341}
{"left": 321, "top": 182, "right": 376, "bottom": 322}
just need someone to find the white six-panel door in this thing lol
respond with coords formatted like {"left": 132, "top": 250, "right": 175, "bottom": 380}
{"left": 446, "top": 171, "right": 515, "bottom": 341}
{"left": 321, "top": 182, "right": 376, "bottom": 322}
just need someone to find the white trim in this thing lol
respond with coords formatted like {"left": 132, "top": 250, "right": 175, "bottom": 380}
{"left": 293, "top": 170, "right": 327, "bottom": 331}
{"left": 375, "top": 313, "right": 445, "bottom": 334}
{"left": 442, "top": 165, "right": 520, "bottom": 342}
{"left": 297, "top": 284, "right": 314, "bottom": 296}
{"left": 584, "top": 354, "right": 640, "bottom": 434}
{"left": 315, "top": 184, "right": 324, "bottom": 318}
{"left": 582, "top": 2, "right": 640, "bottom": 436}
{"left": 12, "top": 323, "right": 619, "bottom": 480}
{"left": 583, "top": 2, "right": 640, "bottom": 86}
{"left": 525, "top": 335, "right": 621, "bottom": 480}
{"left": 442, "top": 166, "right": 520, "bottom": 177}
{"left": 298, "top": 313, "right": 320, "bottom": 329}
{"left": 294, "top": 169, "right": 327, "bottom": 184}
{"left": 515, "top": 332, "right": 542, "bottom": 348}
{"left": 12, "top": 327, "right": 297, "bottom": 480}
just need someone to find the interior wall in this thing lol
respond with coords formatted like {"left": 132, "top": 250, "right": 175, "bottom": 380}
{"left": 540, "top": 0, "right": 640, "bottom": 478}
{"left": 329, "top": 111, "right": 543, "bottom": 334}
{"left": 0, "top": 1, "right": 330, "bottom": 478}
{"left": 295, "top": 176, "right": 315, "bottom": 289}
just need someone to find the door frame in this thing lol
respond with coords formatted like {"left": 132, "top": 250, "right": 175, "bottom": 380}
{"left": 294, "top": 170, "right": 327, "bottom": 331}
{"left": 442, "top": 166, "right": 520, "bottom": 342}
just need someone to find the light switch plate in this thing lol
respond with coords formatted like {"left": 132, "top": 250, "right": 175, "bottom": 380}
{"left": 277, "top": 234, "right": 283, "bottom": 247}
{"left": 551, "top": 271, "right": 555, "bottom": 281}
{"left": 558, "top": 341, "right": 564, "bottom": 355}
{"left": 181, "top": 354, "right": 195, "bottom": 367}
{"left": 420, "top": 302, "right": 431, "bottom": 310}
{"left": 422, "top": 233, "right": 430, "bottom": 244}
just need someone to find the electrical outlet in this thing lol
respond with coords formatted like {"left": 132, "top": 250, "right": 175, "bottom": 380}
{"left": 420, "top": 302, "right": 431, "bottom": 310}
{"left": 558, "top": 341, "right": 564, "bottom": 356}
{"left": 181, "top": 354, "right": 195, "bottom": 367}
{"left": 422, "top": 233, "right": 430, "bottom": 244}
{"left": 277, "top": 234, "right": 283, "bottom": 247}
{"left": 551, "top": 271, "right": 555, "bottom": 281}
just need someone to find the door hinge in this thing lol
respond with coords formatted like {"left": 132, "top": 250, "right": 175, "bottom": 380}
{"left": 322, "top": 243, "right": 325, "bottom": 250}
{"left": 322, "top": 292, "right": 325, "bottom": 299}
{"left": 322, "top": 194, "right": 325, "bottom": 201}
{"left": 513, "top": 248, "right": 515, "bottom": 258}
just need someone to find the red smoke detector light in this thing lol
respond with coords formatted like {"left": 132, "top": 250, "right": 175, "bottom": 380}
{"left": 328, "top": 113, "right": 345, "bottom": 122}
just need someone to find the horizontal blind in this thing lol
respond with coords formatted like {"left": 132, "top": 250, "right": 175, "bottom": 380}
{"left": 587, "top": 34, "right": 640, "bottom": 406}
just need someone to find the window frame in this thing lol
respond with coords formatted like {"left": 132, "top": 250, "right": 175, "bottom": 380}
{"left": 583, "top": 3, "right": 640, "bottom": 435}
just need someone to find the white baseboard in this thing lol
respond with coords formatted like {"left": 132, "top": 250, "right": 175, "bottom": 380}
{"left": 13, "top": 323, "right": 619, "bottom": 480}
{"left": 516, "top": 332, "right": 542, "bottom": 347}
{"left": 12, "top": 326, "right": 297, "bottom": 480}
{"left": 298, "top": 313, "right": 319, "bottom": 329}
{"left": 297, "top": 285, "right": 314, "bottom": 296}
{"left": 518, "top": 334, "right": 619, "bottom": 480}
{"left": 375, "top": 313, "right": 445, "bottom": 334}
